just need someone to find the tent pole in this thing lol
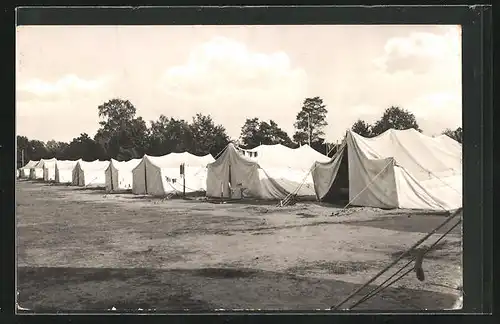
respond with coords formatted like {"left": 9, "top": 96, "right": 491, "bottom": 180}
{"left": 307, "top": 112, "right": 311, "bottom": 146}
{"left": 144, "top": 158, "right": 148, "bottom": 195}
{"left": 182, "top": 163, "right": 186, "bottom": 199}
{"left": 110, "top": 162, "right": 113, "bottom": 191}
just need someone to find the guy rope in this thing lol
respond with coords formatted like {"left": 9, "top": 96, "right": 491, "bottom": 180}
{"left": 330, "top": 207, "right": 462, "bottom": 310}
{"left": 277, "top": 134, "right": 348, "bottom": 207}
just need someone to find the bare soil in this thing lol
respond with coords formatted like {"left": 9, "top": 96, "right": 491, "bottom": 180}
{"left": 16, "top": 180, "right": 462, "bottom": 312}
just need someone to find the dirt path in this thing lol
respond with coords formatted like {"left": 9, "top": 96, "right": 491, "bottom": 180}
{"left": 16, "top": 181, "right": 462, "bottom": 311}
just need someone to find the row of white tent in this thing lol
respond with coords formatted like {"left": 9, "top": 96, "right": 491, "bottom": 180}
{"left": 17, "top": 128, "right": 463, "bottom": 211}
{"left": 18, "top": 152, "right": 215, "bottom": 196}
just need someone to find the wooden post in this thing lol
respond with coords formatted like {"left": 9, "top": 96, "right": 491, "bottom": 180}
{"left": 144, "top": 158, "right": 148, "bottom": 194}
{"left": 109, "top": 162, "right": 113, "bottom": 191}
{"left": 21, "top": 149, "right": 25, "bottom": 168}
{"left": 181, "top": 163, "right": 186, "bottom": 198}
{"left": 307, "top": 113, "right": 311, "bottom": 146}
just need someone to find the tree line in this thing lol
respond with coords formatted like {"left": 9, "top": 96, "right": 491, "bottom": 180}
{"left": 16, "top": 97, "right": 462, "bottom": 168}
{"left": 350, "top": 106, "right": 462, "bottom": 143}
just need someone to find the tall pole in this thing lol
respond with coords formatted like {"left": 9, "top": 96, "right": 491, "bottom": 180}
{"left": 21, "top": 149, "right": 25, "bottom": 167}
{"left": 307, "top": 112, "right": 311, "bottom": 146}
{"left": 182, "top": 163, "right": 186, "bottom": 198}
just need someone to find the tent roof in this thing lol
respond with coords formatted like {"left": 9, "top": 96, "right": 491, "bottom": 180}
{"left": 55, "top": 159, "right": 81, "bottom": 169}
{"left": 348, "top": 128, "right": 462, "bottom": 180}
{"left": 34, "top": 158, "right": 57, "bottom": 168}
{"left": 77, "top": 160, "right": 110, "bottom": 170}
{"left": 21, "top": 160, "right": 38, "bottom": 169}
{"left": 144, "top": 152, "right": 214, "bottom": 168}
{"left": 233, "top": 143, "right": 329, "bottom": 170}
{"left": 110, "top": 158, "right": 142, "bottom": 170}
{"left": 433, "top": 134, "right": 462, "bottom": 156}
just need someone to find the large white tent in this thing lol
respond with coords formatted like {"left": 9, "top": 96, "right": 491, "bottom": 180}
{"left": 19, "top": 160, "right": 38, "bottom": 178}
{"left": 132, "top": 152, "right": 215, "bottom": 196}
{"left": 55, "top": 159, "right": 81, "bottom": 184}
{"left": 311, "top": 129, "right": 462, "bottom": 211}
{"left": 73, "top": 160, "right": 109, "bottom": 187}
{"left": 30, "top": 158, "right": 56, "bottom": 180}
{"left": 105, "top": 158, "right": 141, "bottom": 192}
{"left": 43, "top": 159, "right": 58, "bottom": 181}
{"left": 206, "top": 143, "right": 330, "bottom": 200}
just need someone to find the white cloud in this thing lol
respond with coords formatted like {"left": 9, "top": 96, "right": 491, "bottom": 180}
{"left": 17, "top": 74, "right": 111, "bottom": 98}
{"left": 373, "top": 26, "right": 461, "bottom": 75}
{"left": 157, "top": 36, "right": 308, "bottom": 138}
{"left": 323, "top": 26, "right": 462, "bottom": 140}
{"left": 14, "top": 26, "right": 463, "bottom": 144}
{"left": 407, "top": 91, "right": 462, "bottom": 135}
{"left": 16, "top": 97, "right": 103, "bottom": 142}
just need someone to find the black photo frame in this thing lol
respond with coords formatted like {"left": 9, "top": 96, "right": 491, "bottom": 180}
{"left": 2, "top": 4, "right": 494, "bottom": 324}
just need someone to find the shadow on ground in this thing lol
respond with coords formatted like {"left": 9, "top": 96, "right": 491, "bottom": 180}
{"left": 17, "top": 266, "right": 457, "bottom": 312}
{"left": 346, "top": 215, "right": 462, "bottom": 235}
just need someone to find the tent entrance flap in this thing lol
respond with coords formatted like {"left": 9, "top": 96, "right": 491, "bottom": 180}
{"left": 321, "top": 148, "right": 349, "bottom": 203}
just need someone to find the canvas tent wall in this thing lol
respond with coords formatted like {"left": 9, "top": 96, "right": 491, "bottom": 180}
{"left": 206, "top": 143, "right": 330, "bottom": 200}
{"left": 19, "top": 160, "right": 37, "bottom": 178}
{"left": 132, "top": 153, "right": 215, "bottom": 196}
{"left": 312, "top": 129, "right": 462, "bottom": 211}
{"left": 30, "top": 158, "right": 56, "bottom": 180}
{"left": 105, "top": 158, "right": 141, "bottom": 192}
{"left": 73, "top": 160, "right": 109, "bottom": 187}
{"left": 43, "top": 159, "right": 58, "bottom": 181}
{"left": 55, "top": 159, "right": 81, "bottom": 183}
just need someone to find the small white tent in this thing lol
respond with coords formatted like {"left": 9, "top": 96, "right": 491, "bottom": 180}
{"left": 132, "top": 152, "right": 215, "bottom": 196}
{"left": 55, "top": 159, "right": 81, "bottom": 183}
{"left": 105, "top": 158, "right": 141, "bottom": 192}
{"left": 73, "top": 160, "right": 109, "bottom": 187}
{"left": 43, "top": 159, "right": 58, "bottom": 181}
{"left": 30, "top": 158, "right": 56, "bottom": 180}
{"left": 312, "top": 129, "right": 462, "bottom": 211}
{"left": 19, "top": 160, "right": 37, "bottom": 178}
{"left": 206, "top": 143, "right": 330, "bottom": 200}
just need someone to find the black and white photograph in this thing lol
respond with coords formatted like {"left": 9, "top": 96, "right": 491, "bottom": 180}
{"left": 15, "top": 21, "right": 464, "bottom": 312}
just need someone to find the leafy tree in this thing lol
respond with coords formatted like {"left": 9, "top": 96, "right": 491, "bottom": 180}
{"left": 310, "top": 138, "right": 336, "bottom": 156}
{"left": 293, "top": 96, "right": 328, "bottom": 145}
{"left": 370, "top": 106, "right": 422, "bottom": 136}
{"left": 102, "top": 116, "right": 149, "bottom": 159}
{"left": 94, "top": 98, "right": 149, "bottom": 159}
{"left": 240, "top": 118, "right": 294, "bottom": 148}
{"left": 17, "top": 136, "right": 31, "bottom": 167}
{"left": 148, "top": 115, "right": 193, "bottom": 155}
{"left": 28, "top": 140, "right": 51, "bottom": 161}
{"left": 97, "top": 98, "right": 137, "bottom": 128}
{"left": 189, "top": 113, "right": 230, "bottom": 157}
{"left": 240, "top": 118, "right": 261, "bottom": 148}
{"left": 261, "top": 120, "right": 294, "bottom": 147}
{"left": 442, "top": 127, "right": 462, "bottom": 144}
{"left": 46, "top": 140, "right": 70, "bottom": 159}
{"left": 351, "top": 119, "right": 373, "bottom": 137}
{"left": 63, "top": 133, "right": 106, "bottom": 161}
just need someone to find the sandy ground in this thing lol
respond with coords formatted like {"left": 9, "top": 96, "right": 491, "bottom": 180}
{"left": 16, "top": 180, "right": 462, "bottom": 312}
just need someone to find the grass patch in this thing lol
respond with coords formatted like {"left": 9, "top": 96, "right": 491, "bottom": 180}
{"left": 297, "top": 212, "right": 318, "bottom": 218}
{"left": 288, "top": 260, "right": 376, "bottom": 275}
{"left": 192, "top": 268, "right": 261, "bottom": 279}
{"left": 390, "top": 240, "right": 462, "bottom": 261}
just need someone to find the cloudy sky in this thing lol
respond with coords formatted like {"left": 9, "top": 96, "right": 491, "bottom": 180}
{"left": 16, "top": 24, "right": 462, "bottom": 143}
